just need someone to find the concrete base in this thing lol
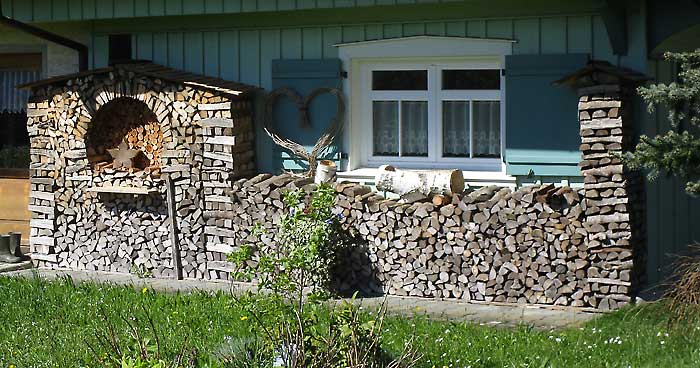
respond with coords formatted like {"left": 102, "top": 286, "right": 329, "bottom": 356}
{"left": 0, "top": 260, "right": 32, "bottom": 273}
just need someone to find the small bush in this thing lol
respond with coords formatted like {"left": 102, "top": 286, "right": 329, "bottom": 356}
{"left": 665, "top": 245, "right": 700, "bottom": 325}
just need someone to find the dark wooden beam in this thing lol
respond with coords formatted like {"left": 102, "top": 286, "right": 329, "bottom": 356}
{"left": 601, "top": 0, "right": 628, "bottom": 56}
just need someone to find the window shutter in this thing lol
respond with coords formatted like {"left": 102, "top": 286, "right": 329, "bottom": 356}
{"left": 505, "top": 54, "right": 589, "bottom": 177}
{"left": 261, "top": 59, "right": 343, "bottom": 174}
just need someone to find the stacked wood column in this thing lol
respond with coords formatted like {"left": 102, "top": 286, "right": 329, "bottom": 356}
{"left": 579, "top": 84, "right": 644, "bottom": 310}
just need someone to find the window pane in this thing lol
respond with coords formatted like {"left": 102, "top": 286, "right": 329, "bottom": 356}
{"left": 372, "top": 70, "right": 427, "bottom": 90}
{"left": 400, "top": 101, "right": 428, "bottom": 157}
{"left": 373, "top": 101, "right": 399, "bottom": 156}
{"left": 473, "top": 101, "right": 501, "bottom": 158}
{"left": 442, "top": 101, "right": 470, "bottom": 158}
{"left": 442, "top": 69, "right": 500, "bottom": 90}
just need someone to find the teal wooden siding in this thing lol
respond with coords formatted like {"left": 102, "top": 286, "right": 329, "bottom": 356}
{"left": 92, "top": 15, "right": 613, "bottom": 86}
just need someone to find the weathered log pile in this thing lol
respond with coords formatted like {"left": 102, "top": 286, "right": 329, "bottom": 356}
{"left": 24, "top": 64, "right": 256, "bottom": 279}
{"left": 578, "top": 85, "right": 644, "bottom": 310}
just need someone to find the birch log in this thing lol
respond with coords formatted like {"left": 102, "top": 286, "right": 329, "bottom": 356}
{"left": 375, "top": 165, "right": 465, "bottom": 200}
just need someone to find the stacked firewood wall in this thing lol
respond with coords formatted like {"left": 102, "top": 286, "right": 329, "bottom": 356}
{"left": 24, "top": 70, "right": 255, "bottom": 279}
{"left": 204, "top": 173, "right": 598, "bottom": 307}
{"left": 578, "top": 84, "right": 644, "bottom": 310}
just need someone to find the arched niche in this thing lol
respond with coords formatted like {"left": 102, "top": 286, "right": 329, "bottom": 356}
{"left": 85, "top": 97, "right": 164, "bottom": 171}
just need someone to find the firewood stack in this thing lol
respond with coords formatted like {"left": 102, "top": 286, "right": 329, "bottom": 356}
{"left": 578, "top": 84, "right": 644, "bottom": 310}
{"left": 24, "top": 64, "right": 256, "bottom": 279}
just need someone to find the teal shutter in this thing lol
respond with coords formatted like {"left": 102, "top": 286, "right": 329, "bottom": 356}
{"left": 259, "top": 59, "right": 343, "bottom": 174}
{"left": 505, "top": 54, "right": 590, "bottom": 177}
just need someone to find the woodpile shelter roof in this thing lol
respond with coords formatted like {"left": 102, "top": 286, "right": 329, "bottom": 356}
{"left": 17, "top": 61, "right": 259, "bottom": 97}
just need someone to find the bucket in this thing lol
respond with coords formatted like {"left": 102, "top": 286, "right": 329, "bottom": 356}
{"left": 314, "top": 160, "right": 337, "bottom": 184}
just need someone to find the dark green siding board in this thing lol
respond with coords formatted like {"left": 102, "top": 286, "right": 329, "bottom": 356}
{"left": 136, "top": 33, "right": 153, "bottom": 60}
{"left": 205, "top": 0, "right": 224, "bottom": 13}
{"left": 402, "top": 23, "right": 425, "bottom": 36}
{"left": 239, "top": 30, "right": 260, "bottom": 86}
{"left": 567, "top": 15, "right": 592, "bottom": 54}
{"left": 505, "top": 54, "right": 590, "bottom": 176}
{"left": 364, "top": 24, "right": 382, "bottom": 40}
{"left": 134, "top": 0, "right": 149, "bottom": 17}
{"left": 95, "top": 0, "right": 113, "bottom": 19}
{"left": 297, "top": 0, "right": 316, "bottom": 9}
{"left": 165, "top": 0, "right": 183, "bottom": 16}
{"left": 486, "top": 19, "right": 513, "bottom": 39}
{"left": 356, "top": 0, "right": 376, "bottom": 7}
{"left": 241, "top": 0, "right": 258, "bottom": 12}
{"left": 148, "top": 0, "right": 166, "bottom": 16}
{"left": 184, "top": 32, "right": 204, "bottom": 74}
{"left": 425, "top": 22, "right": 446, "bottom": 36}
{"left": 281, "top": 29, "right": 303, "bottom": 59}
{"left": 592, "top": 15, "right": 615, "bottom": 62}
{"left": 152, "top": 32, "right": 168, "bottom": 65}
{"left": 257, "top": 0, "right": 276, "bottom": 12}
{"left": 278, "top": 0, "right": 296, "bottom": 11}
{"left": 82, "top": 0, "right": 96, "bottom": 20}
{"left": 445, "top": 21, "right": 466, "bottom": 37}
{"left": 13, "top": 0, "right": 33, "bottom": 21}
{"left": 322, "top": 27, "right": 342, "bottom": 59}
{"left": 114, "top": 0, "right": 134, "bottom": 18}
{"left": 68, "top": 0, "right": 83, "bottom": 20}
{"left": 467, "top": 20, "right": 486, "bottom": 38}
{"left": 316, "top": 0, "right": 334, "bottom": 8}
{"left": 383, "top": 23, "right": 402, "bottom": 38}
{"left": 302, "top": 28, "right": 323, "bottom": 59}
{"left": 203, "top": 31, "right": 220, "bottom": 77}
{"left": 223, "top": 0, "right": 242, "bottom": 12}
{"left": 53, "top": 0, "right": 69, "bottom": 20}
{"left": 376, "top": 0, "right": 396, "bottom": 5}
{"left": 260, "top": 29, "right": 281, "bottom": 88}
{"left": 219, "top": 30, "right": 240, "bottom": 81}
{"left": 183, "top": 0, "right": 204, "bottom": 15}
{"left": 541, "top": 17, "right": 567, "bottom": 54}
{"left": 1, "top": 0, "right": 12, "bottom": 18}
{"left": 513, "top": 18, "right": 539, "bottom": 54}
{"left": 342, "top": 25, "right": 365, "bottom": 42}
{"left": 335, "top": 0, "right": 356, "bottom": 8}
{"left": 93, "top": 34, "right": 109, "bottom": 68}
{"left": 33, "top": 0, "right": 51, "bottom": 22}
{"left": 167, "top": 32, "right": 185, "bottom": 70}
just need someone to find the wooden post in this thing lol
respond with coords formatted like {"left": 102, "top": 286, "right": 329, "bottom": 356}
{"left": 165, "top": 174, "right": 183, "bottom": 280}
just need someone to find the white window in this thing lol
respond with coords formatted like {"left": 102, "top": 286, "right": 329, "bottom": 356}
{"left": 338, "top": 36, "right": 513, "bottom": 173}
{"left": 365, "top": 62, "right": 502, "bottom": 167}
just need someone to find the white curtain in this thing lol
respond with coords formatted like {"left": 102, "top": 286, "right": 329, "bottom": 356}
{"left": 442, "top": 101, "right": 470, "bottom": 157}
{"left": 400, "top": 101, "right": 428, "bottom": 157}
{"left": 372, "top": 101, "right": 399, "bottom": 156}
{"left": 473, "top": 101, "right": 500, "bottom": 158}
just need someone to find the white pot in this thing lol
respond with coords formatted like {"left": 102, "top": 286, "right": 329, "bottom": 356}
{"left": 314, "top": 160, "right": 337, "bottom": 184}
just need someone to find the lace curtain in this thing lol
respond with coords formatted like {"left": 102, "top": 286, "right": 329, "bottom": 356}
{"left": 442, "top": 101, "right": 470, "bottom": 157}
{"left": 373, "top": 101, "right": 428, "bottom": 157}
{"left": 473, "top": 101, "right": 500, "bottom": 158}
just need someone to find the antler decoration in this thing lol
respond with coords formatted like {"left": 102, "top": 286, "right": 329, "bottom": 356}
{"left": 263, "top": 87, "right": 346, "bottom": 177}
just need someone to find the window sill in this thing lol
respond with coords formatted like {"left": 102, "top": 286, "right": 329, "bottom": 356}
{"left": 337, "top": 167, "right": 516, "bottom": 188}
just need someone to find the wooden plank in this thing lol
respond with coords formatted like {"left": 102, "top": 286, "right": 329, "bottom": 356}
{"left": 302, "top": 27, "right": 323, "bottom": 59}
{"left": 220, "top": 31, "right": 240, "bottom": 82}
{"left": 200, "top": 117, "right": 234, "bottom": 128}
{"left": 260, "top": 29, "right": 281, "bottom": 90}
{"left": 185, "top": 32, "right": 204, "bottom": 74}
{"left": 205, "top": 0, "right": 223, "bottom": 13}
{"left": 30, "top": 219, "right": 54, "bottom": 230}
{"left": 281, "top": 28, "right": 303, "bottom": 59}
{"left": 592, "top": 15, "right": 615, "bottom": 62}
{"left": 277, "top": 0, "right": 296, "bottom": 11}
{"left": 165, "top": 0, "right": 183, "bottom": 15}
{"left": 445, "top": 22, "right": 467, "bottom": 37}
{"left": 467, "top": 20, "right": 487, "bottom": 38}
{"left": 165, "top": 175, "right": 183, "bottom": 280}
{"left": 95, "top": 0, "right": 114, "bottom": 19}
{"left": 541, "top": 17, "right": 567, "bottom": 54}
{"left": 68, "top": 0, "right": 84, "bottom": 20}
{"left": 402, "top": 23, "right": 425, "bottom": 37}
{"left": 182, "top": 0, "right": 204, "bottom": 15}
{"left": 33, "top": 0, "right": 51, "bottom": 21}
{"left": 513, "top": 18, "right": 539, "bottom": 55}
{"left": 342, "top": 25, "right": 365, "bottom": 42}
{"left": 208, "top": 243, "right": 234, "bottom": 254}
{"left": 239, "top": 30, "right": 260, "bottom": 86}
{"left": 567, "top": 15, "right": 593, "bottom": 54}
{"left": 203, "top": 151, "right": 234, "bottom": 163}
{"left": 257, "top": 0, "right": 276, "bottom": 11}
{"left": 364, "top": 24, "right": 382, "bottom": 40}
{"left": 383, "top": 24, "right": 403, "bottom": 38}
{"left": 203, "top": 31, "right": 220, "bottom": 78}
{"left": 168, "top": 32, "right": 185, "bottom": 70}
{"left": 82, "top": 0, "right": 96, "bottom": 19}
{"left": 322, "top": 27, "right": 342, "bottom": 59}
{"left": 93, "top": 35, "right": 109, "bottom": 69}
{"left": 486, "top": 19, "right": 513, "bottom": 39}
{"left": 208, "top": 260, "right": 235, "bottom": 272}
{"left": 114, "top": 0, "right": 135, "bottom": 18}
{"left": 205, "top": 136, "right": 237, "bottom": 146}
{"left": 136, "top": 33, "right": 154, "bottom": 61}
{"left": 152, "top": 33, "right": 168, "bottom": 65}
{"left": 425, "top": 22, "right": 446, "bottom": 36}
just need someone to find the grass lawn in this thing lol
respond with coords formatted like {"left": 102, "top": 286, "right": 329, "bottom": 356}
{"left": 1, "top": 276, "right": 699, "bottom": 368}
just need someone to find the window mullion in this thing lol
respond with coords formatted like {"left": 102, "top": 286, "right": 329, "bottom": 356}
{"left": 397, "top": 99, "right": 402, "bottom": 157}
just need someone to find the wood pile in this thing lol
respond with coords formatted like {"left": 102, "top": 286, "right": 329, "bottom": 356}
{"left": 578, "top": 84, "right": 644, "bottom": 310}
{"left": 25, "top": 67, "right": 256, "bottom": 279}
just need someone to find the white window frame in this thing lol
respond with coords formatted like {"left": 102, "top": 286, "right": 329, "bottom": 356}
{"left": 337, "top": 36, "right": 514, "bottom": 173}
{"left": 362, "top": 59, "right": 504, "bottom": 170}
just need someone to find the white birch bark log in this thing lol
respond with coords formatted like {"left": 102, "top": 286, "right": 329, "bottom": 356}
{"left": 375, "top": 165, "right": 465, "bottom": 200}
